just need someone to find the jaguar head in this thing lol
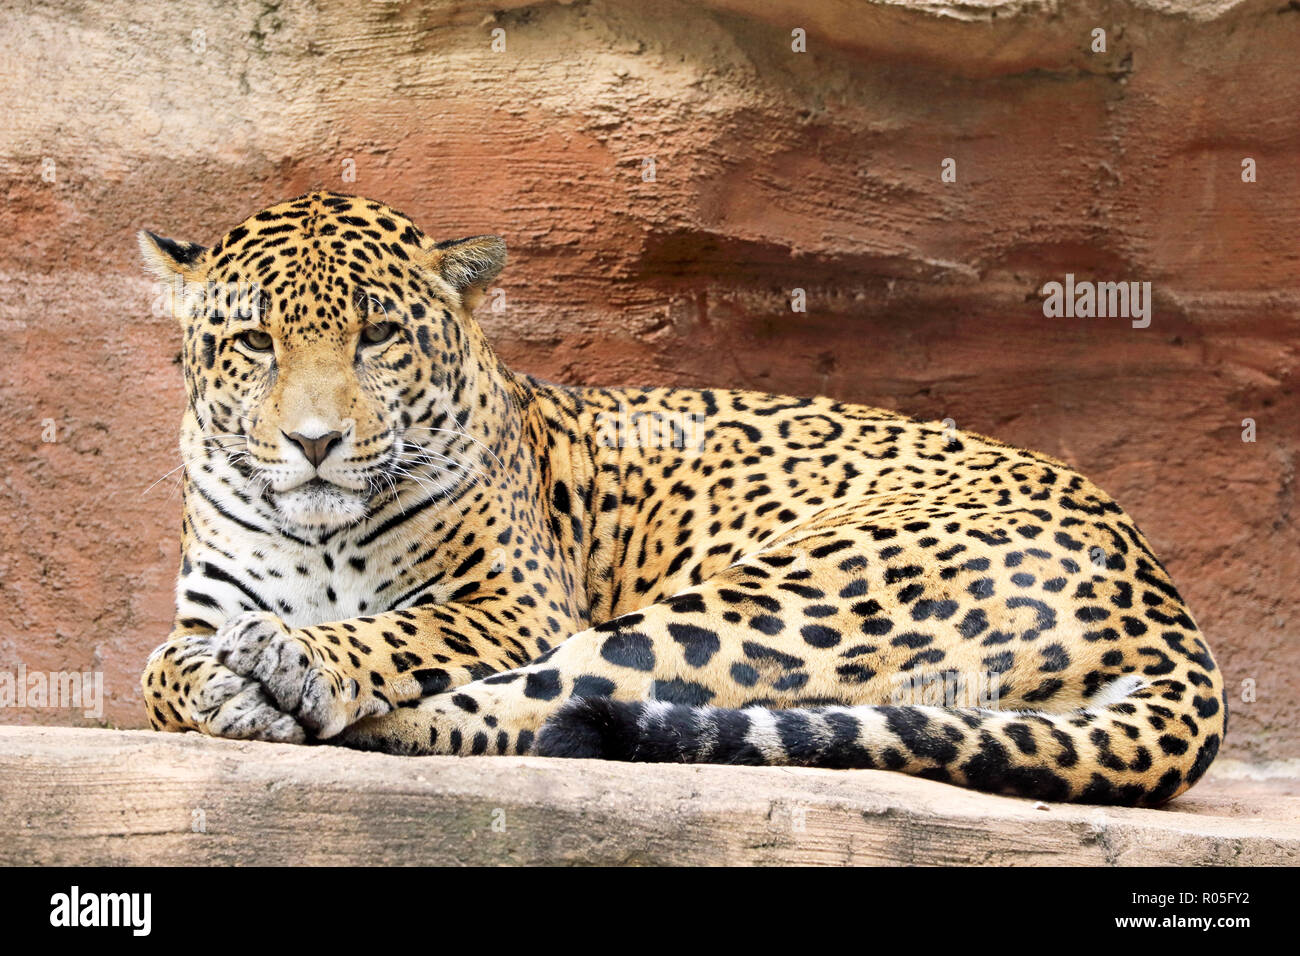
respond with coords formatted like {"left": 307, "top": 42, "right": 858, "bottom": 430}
{"left": 140, "top": 192, "right": 507, "bottom": 532}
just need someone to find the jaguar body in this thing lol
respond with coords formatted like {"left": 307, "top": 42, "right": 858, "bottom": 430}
{"left": 139, "top": 192, "right": 1224, "bottom": 806}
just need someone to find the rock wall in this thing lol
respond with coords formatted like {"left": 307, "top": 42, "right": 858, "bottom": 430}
{"left": 0, "top": 0, "right": 1295, "bottom": 759}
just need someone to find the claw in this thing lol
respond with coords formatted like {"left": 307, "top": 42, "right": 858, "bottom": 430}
{"left": 214, "top": 611, "right": 288, "bottom": 674}
{"left": 200, "top": 674, "right": 307, "bottom": 743}
{"left": 211, "top": 610, "right": 356, "bottom": 739}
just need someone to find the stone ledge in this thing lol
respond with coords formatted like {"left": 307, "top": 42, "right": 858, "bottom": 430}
{"left": 1, "top": 726, "right": 1296, "bottom": 865}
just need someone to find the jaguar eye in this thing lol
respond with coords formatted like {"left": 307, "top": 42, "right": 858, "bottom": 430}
{"left": 361, "top": 322, "right": 399, "bottom": 346}
{"left": 237, "top": 329, "right": 274, "bottom": 352}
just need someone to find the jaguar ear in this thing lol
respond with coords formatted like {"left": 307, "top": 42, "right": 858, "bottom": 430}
{"left": 137, "top": 230, "right": 208, "bottom": 283}
{"left": 426, "top": 235, "right": 506, "bottom": 310}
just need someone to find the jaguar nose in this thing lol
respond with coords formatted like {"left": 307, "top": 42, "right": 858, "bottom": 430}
{"left": 284, "top": 429, "right": 343, "bottom": 468}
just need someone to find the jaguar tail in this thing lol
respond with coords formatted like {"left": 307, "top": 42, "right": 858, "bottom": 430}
{"left": 535, "top": 685, "right": 1226, "bottom": 807}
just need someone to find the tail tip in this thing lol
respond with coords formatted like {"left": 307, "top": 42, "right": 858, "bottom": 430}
{"left": 536, "top": 696, "right": 637, "bottom": 760}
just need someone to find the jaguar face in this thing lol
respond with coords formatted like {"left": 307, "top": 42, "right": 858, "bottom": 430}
{"left": 140, "top": 192, "right": 507, "bottom": 532}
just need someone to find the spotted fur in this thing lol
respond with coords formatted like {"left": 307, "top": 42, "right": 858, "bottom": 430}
{"left": 138, "top": 192, "right": 1225, "bottom": 806}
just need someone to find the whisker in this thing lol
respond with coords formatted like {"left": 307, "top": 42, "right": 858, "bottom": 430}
{"left": 142, "top": 456, "right": 210, "bottom": 496}
{"left": 395, "top": 443, "right": 491, "bottom": 484}
{"left": 403, "top": 425, "right": 505, "bottom": 470}
{"left": 393, "top": 451, "right": 488, "bottom": 481}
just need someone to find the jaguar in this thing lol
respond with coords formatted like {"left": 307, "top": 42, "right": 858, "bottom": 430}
{"left": 138, "top": 191, "right": 1225, "bottom": 806}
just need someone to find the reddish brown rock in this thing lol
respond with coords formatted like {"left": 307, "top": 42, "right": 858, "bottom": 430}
{"left": 0, "top": 0, "right": 1295, "bottom": 762}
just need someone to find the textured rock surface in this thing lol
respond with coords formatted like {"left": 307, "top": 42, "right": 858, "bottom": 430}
{"left": 0, "top": 1, "right": 1295, "bottom": 761}
{"left": 1, "top": 726, "right": 1296, "bottom": 866}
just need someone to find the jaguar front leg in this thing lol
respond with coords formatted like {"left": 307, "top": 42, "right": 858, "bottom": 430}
{"left": 141, "top": 627, "right": 306, "bottom": 743}
{"left": 211, "top": 612, "right": 388, "bottom": 739}
{"left": 204, "top": 597, "right": 551, "bottom": 740}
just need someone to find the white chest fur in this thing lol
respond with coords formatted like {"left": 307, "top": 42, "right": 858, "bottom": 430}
{"left": 178, "top": 523, "right": 401, "bottom": 630}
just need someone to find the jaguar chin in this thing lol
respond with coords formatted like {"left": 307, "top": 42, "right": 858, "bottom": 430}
{"left": 270, "top": 479, "right": 371, "bottom": 531}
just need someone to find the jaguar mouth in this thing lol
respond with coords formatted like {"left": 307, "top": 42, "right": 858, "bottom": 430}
{"left": 271, "top": 477, "right": 369, "bottom": 530}
{"left": 280, "top": 474, "right": 363, "bottom": 495}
